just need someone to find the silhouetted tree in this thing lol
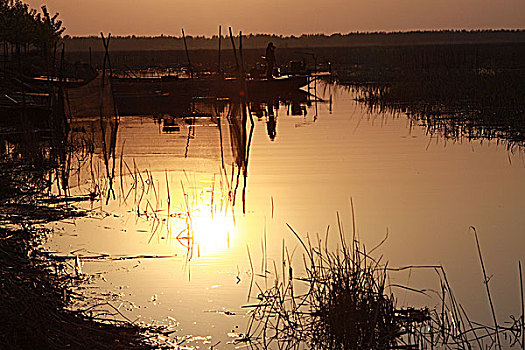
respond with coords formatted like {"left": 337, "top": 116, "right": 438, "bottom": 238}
{"left": 0, "top": 0, "right": 64, "bottom": 58}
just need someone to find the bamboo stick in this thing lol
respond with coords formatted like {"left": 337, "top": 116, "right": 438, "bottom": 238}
{"left": 181, "top": 28, "right": 193, "bottom": 78}
{"left": 217, "top": 25, "right": 222, "bottom": 76}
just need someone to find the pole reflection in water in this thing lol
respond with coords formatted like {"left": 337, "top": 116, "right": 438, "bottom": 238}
{"left": 57, "top": 85, "right": 315, "bottom": 261}
{"left": 60, "top": 93, "right": 279, "bottom": 260}
{"left": 171, "top": 197, "right": 235, "bottom": 258}
{"left": 41, "top": 81, "right": 337, "bottom": 347}
{"left": 40, "top": 81, "right": 525, "bottom": 348}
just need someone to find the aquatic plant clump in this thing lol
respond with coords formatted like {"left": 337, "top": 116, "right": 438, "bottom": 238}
{"left": 307, "top": 246, "right": 398, "bottom": 349}
{"left": 243, "top": 217, "right": 525, "bottom": 349}
{"left": 333, "top": 43, "right": 525, "bottom": 150}
{"left": 243, "top": 220, "right": 428, "bottom": 349}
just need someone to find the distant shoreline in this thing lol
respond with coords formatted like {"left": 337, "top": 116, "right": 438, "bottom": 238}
{"left": 64, "top": 29, "right": 525, "bottom": 52}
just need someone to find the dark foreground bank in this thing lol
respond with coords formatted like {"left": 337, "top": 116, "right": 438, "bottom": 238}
{"left": 0, "top": 145, "right": 167, "bottom": 349}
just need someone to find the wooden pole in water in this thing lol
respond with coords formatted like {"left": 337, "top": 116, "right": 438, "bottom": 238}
{"left": 239, "top": 31, "right": 245, "bottom": 75}
{"left": 100, "top": 33, "right": 119, "bottom": 124}
{"left": 100, "top": 33, "right": 113, "bottom": 78}
{"left": 237, "top": 31, "right": 249, "bottom": 195}
{"left": 100, "top": 33, "right": 108, "bottom": 115}
{"left": 51, "top": 42, "right": 67, "bottom": 138}
{"left": 228, "top": 27, "right": 239, "bottom": 72}
{"left": 59, "top": 43, "right": 65, "bottom": 83}
{"left": 181, "top": 28, "right": 193, "bottom": 78}
{"left": 217, "top": 25, "right": 222, "bottom": 76}
{"left": 238, "top": 31, "right": 250, "bottom": 115}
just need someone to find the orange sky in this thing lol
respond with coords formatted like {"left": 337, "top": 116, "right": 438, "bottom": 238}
{"left": 26, "top": 0, "right": 525, "bottom": 36}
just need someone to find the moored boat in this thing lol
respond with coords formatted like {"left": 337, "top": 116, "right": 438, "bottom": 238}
{"left": 109, "top": 74, "right": 310, "bottom": 115}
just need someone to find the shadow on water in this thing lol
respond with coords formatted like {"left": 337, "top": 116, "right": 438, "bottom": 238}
{"left": 0, "top": 88, "right": 164, "bottom": 348}
{"left": 334, "top": 45, "right": 525, "bottom": 151}
{"left": 58, "top": 68, "right": 315, "bottom": 261}
{"left": 3, "top": 69, "right": 524, "bottom": 348}
{"left": 350, "top": 79, "right": 525, "bottom": 152}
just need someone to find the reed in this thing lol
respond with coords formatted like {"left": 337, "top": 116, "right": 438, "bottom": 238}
{"left": 242, "top": 217, "right": 523, "bottom": 349}
{"left": 242, "top": 218, "right": 413, "bottom": 349}
{"left": 0, "top": 144, "right": 173, "bottom": 348}
{"left": 335, "top": 44, "right": 525, "bottom": 150}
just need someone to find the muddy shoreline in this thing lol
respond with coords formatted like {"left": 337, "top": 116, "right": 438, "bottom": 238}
{"left": 0, "top": 151, "right": 168, "bottom": 348}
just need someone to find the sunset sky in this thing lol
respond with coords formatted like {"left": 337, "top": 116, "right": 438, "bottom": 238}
{"left": 26, "top": 0, "right": 524, "bottom": 36}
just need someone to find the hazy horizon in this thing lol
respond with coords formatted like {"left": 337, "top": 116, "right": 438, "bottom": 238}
{"left": 25, "top": 0, "right": 525, "bottom": 37}
{"left": 62, "top": 29, "right": 524, "bottom": 40}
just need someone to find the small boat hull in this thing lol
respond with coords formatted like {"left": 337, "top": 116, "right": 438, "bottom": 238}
{"left": 110, "top": 75, "right": 309, "bottom": 115}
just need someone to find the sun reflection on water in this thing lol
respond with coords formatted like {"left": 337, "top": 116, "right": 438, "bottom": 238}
{"left": 181, "top": 207, "right": 234, "bottom": 254}
{"left": 168, "top": 181, "right": 236, "bottom": 258}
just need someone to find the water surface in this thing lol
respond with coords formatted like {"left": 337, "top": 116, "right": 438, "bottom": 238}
{"left": 46, "top": 83, "right": 525, "bottom": 347}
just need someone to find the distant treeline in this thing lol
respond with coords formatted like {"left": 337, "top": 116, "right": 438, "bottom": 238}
{"left": 65, "top": 30, "right": 525, "bottom": 52}
{"left": 65, "top": 42, "right": 525, "bottom": 74}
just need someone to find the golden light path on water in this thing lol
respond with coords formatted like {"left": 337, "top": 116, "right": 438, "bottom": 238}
{"left": 169, "top": 201, "right": 236, "bottom": 257}
{"left": 43, "top": 84, "right": 525, "bottom": 349}
{"left": 123, "top": 170, "right": 239, "bottom": 259}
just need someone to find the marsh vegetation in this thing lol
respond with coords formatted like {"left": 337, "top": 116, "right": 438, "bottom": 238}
{"left": 1, "top": 13, "right": 525, "bottom": 348}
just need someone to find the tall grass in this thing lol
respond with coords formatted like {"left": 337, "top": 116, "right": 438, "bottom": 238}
{"left": 242, "top": 216, "right": 418, "bottom": 349}
{"left": 335, "top": 44, "right": 525, "bottom": 150}
{"left": 242, "top": 216, "right": 523, "bottom": 349}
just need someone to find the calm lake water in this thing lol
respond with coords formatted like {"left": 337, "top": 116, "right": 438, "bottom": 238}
{"left": 46, "top": 82, "right": 525, "bottom": 348}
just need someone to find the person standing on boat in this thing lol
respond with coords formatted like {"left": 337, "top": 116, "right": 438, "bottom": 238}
{"left": 265, "top": 42, "right": 276, "bottom": 79}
